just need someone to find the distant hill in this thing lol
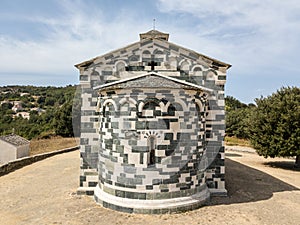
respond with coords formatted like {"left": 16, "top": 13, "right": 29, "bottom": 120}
{"left": 0, "top": 85, "right": 78, "bottom": 139}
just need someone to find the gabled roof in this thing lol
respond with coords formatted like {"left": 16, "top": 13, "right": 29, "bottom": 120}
{"left": 75, "top": 30, "right": 231, "bottom": 70}
{"left": 74, "top": 40, "right": 140, "bottom": 69}
{"left": 94, "top": 72, "right": 213, "bottom": 93}
{"left": 0, "top": 134, "right": 30, "bottom": 147}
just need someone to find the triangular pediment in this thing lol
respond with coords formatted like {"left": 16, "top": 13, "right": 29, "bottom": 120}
{"left": 75, "top": 30, "right": 231, "bottom": 71}
{"left": 94, "top": 73, "right": 213, "bottom": 92}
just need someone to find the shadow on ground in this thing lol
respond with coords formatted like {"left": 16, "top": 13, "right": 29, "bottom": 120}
{"left": 210, "top": 158, "right": 299, "bottom": 206}
{"left": 263, "top": 161, "right": 300, "bottom": 171}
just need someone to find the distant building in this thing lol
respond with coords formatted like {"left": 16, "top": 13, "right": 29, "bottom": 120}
{"left": 0, "top": 100, "right": 11, "bottom": 105}
{"left": 11, "top": 101, "right": 23, "bottom": 112}
{"left": 1, "top": 91, "right": 11, "bottom": 95}
{"left": 0, "top": 134, "right": 30, "bottom": 165}
{"left": 14, "top": 112, "right": 30, "bottom": 120}
{"left": 30, "top": 107, "right": 45, "bottom": 115}
{"left": 32, "top": 95, "right": 40, "bottom": 100}
{"left": 20, "top": 93, "right": 30, "bottom": 97}
{"left": 75, "top": 30, "right": 231, "bottom": 213}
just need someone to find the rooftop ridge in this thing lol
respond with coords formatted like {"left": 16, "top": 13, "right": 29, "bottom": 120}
{"left": 0, "top": 134, "right": 30, "bottom": 147}
{"left": 139, "top": 29, "right": 169, "bottom": 41}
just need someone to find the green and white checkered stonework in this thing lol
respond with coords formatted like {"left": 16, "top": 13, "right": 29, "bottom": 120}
{"left": 75, "top": 30, "right": 231, "bottom": 213}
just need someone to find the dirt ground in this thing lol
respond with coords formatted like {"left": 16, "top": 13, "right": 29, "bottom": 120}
{"left": 0, "top": 148, "right": 299, "bottom": 225}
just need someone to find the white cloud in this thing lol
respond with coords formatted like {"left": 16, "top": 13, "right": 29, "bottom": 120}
{"left": 155, "top": 0, "right": 300, "bottom": 102}
{"left": 0, "top": 0, "right": 299, "bottom": 101}
{"left": 157, "top": 0, "right": 300, "bottom": 72}
{"left": 0, "top": 0, "right": 148, "bottom": 81}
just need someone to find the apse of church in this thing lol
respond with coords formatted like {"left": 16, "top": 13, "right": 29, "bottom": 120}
{"left": 75, "top": 30, "right": 231, "bottom": 213}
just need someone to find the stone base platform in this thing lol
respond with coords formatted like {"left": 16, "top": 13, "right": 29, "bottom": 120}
{"left": 93, "top": 184, "right": 210, "bottom": 214}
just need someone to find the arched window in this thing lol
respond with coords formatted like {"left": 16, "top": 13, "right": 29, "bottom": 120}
{"left": 148, "top": 136, "right": 156, "bottom": 165}
{"left": 167, "top": 104, "right": 176, "bottom": 116}
{"left": 142, "top": 100, "right": 161, "bottom": 118}
{"left": 167, "top": 102, "right": 183, "bottom": 117}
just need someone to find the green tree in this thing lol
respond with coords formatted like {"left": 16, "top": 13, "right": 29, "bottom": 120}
{"left": 0, "top": 84, "right": 76, "bottom": 139}
{"left": 249, "top": 87, "right": 300, "bottom": 167}
{"left": 225, "top": 96, "right": 253, "bottom": 139}
{"left": 72, "top": 86, "right": 81, "bottom": 138}
{"left": 225, "top": 96, "right": 247, "bottom": 111}
{"left": 1, "top": 102, "right": 13, "bottom": 111}
{"left": 45, "top": 97, "right": 56, "bottom": 106}
{"left": 53, "top": 101, "right": 74, "bottom": 137}
{"left": 37, "top": 96, "right": 46, "bottom": 107}
{"left": 226, "top": 107, "right": 254, "bottom": 139}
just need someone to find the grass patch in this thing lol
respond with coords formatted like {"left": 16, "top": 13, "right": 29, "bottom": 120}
{"left": 30, "top": 136, "right": 78, "bottom": 156}
{"left": 225, "top": 136, "right": 251, "bottom": 147}
{"left": 30, "top": 136, "right": 251, "bottom": 156}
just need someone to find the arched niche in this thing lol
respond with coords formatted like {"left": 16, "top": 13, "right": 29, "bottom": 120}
{"left": 194, "top": 99, "right": 205, "bottom": 120}
{"left": 179, "top": 59, "right": 191, "bottom": 72}
{"left": 168, "top": 57, "right": 177, "bottom": 70}
{"left": 142, "top": 50, "right": 151, "bottom": 62}
{"left": 206, "top": 70, "right": 217, "bottom": 81}
{"left": 167, "top": 102, "right": 183, "bottom": 116}
{"left": 192, "top": 66, "right": 203, "bottom": 76}
{"left": 115, "top": 61, "right": 126, "bottom": 72}
{"left": 119, "top": 97, "right": 137, "bottom": 118}
{"left": 102, "top": 99, "right": 117, "bottom": 117}
{"left": 128, "top": 55, "right": 139, "bottom": 63}
{"left": 114, "top": 61, "right": 126, "bottom": 77}
{"left": 141, "top": 100, "right": 162, "bottom": 118}
{"left": 153, "top": 49, "right": 163, "bottom": 55}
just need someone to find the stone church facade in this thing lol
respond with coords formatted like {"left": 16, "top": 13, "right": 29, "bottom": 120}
{"left": 75, "top": 30, "right": 231, "bottom": 213}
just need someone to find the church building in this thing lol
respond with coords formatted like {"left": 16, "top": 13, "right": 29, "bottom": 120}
{"left": 75, "top": 30, "right": 231, "bottom": 213}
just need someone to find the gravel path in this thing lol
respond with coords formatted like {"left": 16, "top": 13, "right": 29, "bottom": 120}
{"left": 0, "top": 148, "right": 299, "bottom": 225}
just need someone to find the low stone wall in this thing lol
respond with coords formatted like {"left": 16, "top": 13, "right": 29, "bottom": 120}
{"left": 0, "top": 146, "right": 79, "bottom": 176}
{"left": 225, "top": 145, "right": 256, "bottom": 153}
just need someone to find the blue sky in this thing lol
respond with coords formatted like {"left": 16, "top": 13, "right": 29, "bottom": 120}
{"left": 1, "top": 0, "right": 300, "bottom": 103}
